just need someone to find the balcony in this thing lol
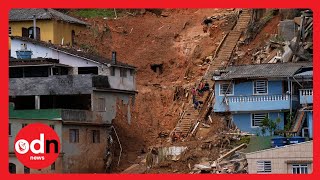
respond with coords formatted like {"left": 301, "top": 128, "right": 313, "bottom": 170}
{"left": 214, "top": 94, "right": 292, "bottom": 112}
{"left": 299, "top": 89, "right": 313, "bottom": 104}
{"left": 9, "top": 105, "right": 101, "bottom": 123}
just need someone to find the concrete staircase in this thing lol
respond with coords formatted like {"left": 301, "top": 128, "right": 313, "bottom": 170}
{"left": 171, "top": 9, "right": 252, "bottom": 140}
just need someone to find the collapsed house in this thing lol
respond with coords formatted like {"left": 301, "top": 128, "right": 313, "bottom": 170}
{"left": 8, "top": 36, "right": 137, "bottom": 173}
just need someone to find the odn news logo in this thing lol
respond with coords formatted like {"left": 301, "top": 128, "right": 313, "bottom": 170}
{"left": 14, "top": 123, "right": 60, "bottom": 169}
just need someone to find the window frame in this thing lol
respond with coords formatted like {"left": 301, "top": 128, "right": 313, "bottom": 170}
{"left": 51, "top": 162, "right": 56, "bottom": 171}
{"left": 219, "top": 83, "right": 234, "bottom": 96}
{"left": 130, "top": 69, "right": 134, "bottom": 76}
{"left": 120, "top": 68, "right": 127, "bottom": 78}
{"left": 97, "top": 97, "right": 106, "bottom": 112}
{"left": 292, "top": 164, "right": 308, "bottom": 174}
{"left": 253, "top": 80, "right": 268, "bottom": 95}
{"left": 251, "top": 113, "right": 269, "bottom": 128}
{"left": 69, "top": 129, "right": 79, "bottom": 143}
{"left": 257, "top": 161, "right": 272, "bottom": 173}
{"left": 9, "top": 123, "right": 11, "bottom": 136}
{"left": 22, "top": 123, "right": 28, "bottom": 128}
{"left": 110, "top": 67, "right": 115, "bottom": 76}
{"left": 24, "top": 166, "right": 30, "bottom": 174}
{"left": 49, "top": 125, "right": 55, "bottom": 130}
{"left": 92, "top": 130, "right": 100, "bottom": 143}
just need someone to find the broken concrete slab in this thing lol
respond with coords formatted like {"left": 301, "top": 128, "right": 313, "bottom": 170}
{"left": 278, "top": 20, "right": 298, "bottom": 41}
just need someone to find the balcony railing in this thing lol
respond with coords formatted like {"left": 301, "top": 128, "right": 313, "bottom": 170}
{"left": 300, "top": 89, "right": 313, "bottom": 96}
{"left": 214, "top": 94, "right": 292, "bottom": 112}
{"left": 226, "top": 94, "right": 289, "bottom": 103}
{"left": 299, "top": 89, "right": 313, "bottom": 104}
{"left": 61, "top": 109, "right": 93, "bottom": 122}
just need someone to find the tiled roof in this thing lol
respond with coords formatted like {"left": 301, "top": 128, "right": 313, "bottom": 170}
{"left": 218, "top": 62, "right": 312, "bottom": 80}
{"left": 11, "top": 36, "right": 136, "bottom": 69}
{"left": 9, "top": 9, "right": 89, "bottom": 26}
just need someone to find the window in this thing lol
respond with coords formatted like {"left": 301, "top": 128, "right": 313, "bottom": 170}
{"left": 50, "top": 125, "right": 55, "bottom": 130}
{"left": 69, "top": 129, "right": 79, "bottom": 143}
{"left": 292, "top": 164, "right": 308, "bottom": 174}
{"left": 9, "top": 27, "right": 12, "bottom": 35}
{"left": 254, "top": 80, "right": 268, "bottom": 94}
{"left": 257, "top": 161, "right": 271, "bottom": 173}
{"left": 92, "top": 130, "right": 100, "bottom": 143}
{"left": 120, "top": 68, "right": 127, "bottom": 77}
{"left": 78, "top": 67, "right": 98, "bottom": 75}
{"left": 27, "top": 27, "right": 40, "bottom": 40}
{"left": 9, "top": 163, "right": 16, "bottom": 174}
{"left": 51, "top": 162, "right": 55, "bottom": 170}
{"left": 110, "top": 67, "right": 115, "bottom": 76}
{"left": 130, "top": 69, "right": 134, "bottom": 76}
{"left": 22, "top": 123, "right": 28, "bottom": 128}
{"left": 9, "top": 124, "right": 11, "bottom": 136}
{"left": 71, "top": 30, "right": 75, "bottom": 45}
{"left": 252, "top": 113, "right": 268, "bottom": 127}
{"left": 97, "top": 98, "right": 106, "bottom": 111}
{"left": 24, "top": 166, "right": 30, "bottom": 174}
{"left": 219, "top": 83, "right": 234, "bottom": 96}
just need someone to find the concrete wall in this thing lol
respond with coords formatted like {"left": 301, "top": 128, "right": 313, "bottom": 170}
{"left": 9, "top": 156, "right": 63, "bottom": 174}
{"left": 278, "top": 20, "right": 297, "bottom": 41}
{"left": 61, "top": 125, "right": 111, "bottom": 173}
{"left": 92, "top": 91, "right": 133, "bottom": 124}
{"left": 53, "top": 21, "right": 86, "bottom": 46}
{"left": 108, "top": 68, "right": 136, "bottom": 91}
{"left": 10, "top": 75, "right": 93, "bottom": 96}
{"left": 232, "top": 112, "right": 285, "bottom": 135}
{"left": 246, "top": 141, "right": 313, "bottom": 174}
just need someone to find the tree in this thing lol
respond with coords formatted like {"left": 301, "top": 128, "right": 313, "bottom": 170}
{"left": 260, "top": 116, "right": 281, "bottom": 136}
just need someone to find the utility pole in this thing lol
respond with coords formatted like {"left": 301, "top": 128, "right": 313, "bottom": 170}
{"left": 33, "top": 15, "right": 37, "bottom": 40}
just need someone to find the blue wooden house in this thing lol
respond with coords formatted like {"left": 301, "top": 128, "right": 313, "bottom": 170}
{"left": 212, "top": 63, "right": 313, "bottom": 137}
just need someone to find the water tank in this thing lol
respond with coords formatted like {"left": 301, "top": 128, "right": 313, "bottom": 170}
{"left": 16, "top": 50, "right": 32, "bottom": 59}
{"left": 288, "top": 136, "right": 305, "bottom": 144}
{"left": 271, "top": 136, "right": 287, "bottom": 147}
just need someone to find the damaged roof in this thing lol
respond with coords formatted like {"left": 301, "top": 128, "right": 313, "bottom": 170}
{"left": 216, "top": 62, "right": 312, "bottom": 80}
{"left": 11, "top": 36, "right": 136, "bottom": 69}
{"left": 9, "top": 9, "right": 89, "bottom": 26}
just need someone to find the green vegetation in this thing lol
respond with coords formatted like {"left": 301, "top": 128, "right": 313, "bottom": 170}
{"left": 260, "top": 116, "right": 281, "bottom": 136}
{"left": 72, "top": 9, "right": 117, "bottom": 18}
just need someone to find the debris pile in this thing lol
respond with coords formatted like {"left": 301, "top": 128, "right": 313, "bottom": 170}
{"left": 234, "top": 9, "right": 313, "bottom": 64}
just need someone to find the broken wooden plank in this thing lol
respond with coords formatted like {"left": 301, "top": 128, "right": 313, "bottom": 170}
{"left": 208, "top": 115, "right": 213, "bottom": 123}
{"left": 217, "top": 143, "right": 247, "bottom": 162}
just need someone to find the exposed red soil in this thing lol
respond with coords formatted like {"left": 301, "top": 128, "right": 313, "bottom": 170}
{"left": 235, "top": 15, "right": 281, "bottom": 65}
{"left": 73, "top": 9, "right": 281, "bottom": 173}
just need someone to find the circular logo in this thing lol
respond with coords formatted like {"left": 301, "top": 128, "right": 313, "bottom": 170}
{"left": 14, "top": 123, "right": 60, "bottom": 169}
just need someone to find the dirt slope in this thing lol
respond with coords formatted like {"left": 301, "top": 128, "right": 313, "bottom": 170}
{"left": 73, "top": 9, "right": 263, "bottom": 172}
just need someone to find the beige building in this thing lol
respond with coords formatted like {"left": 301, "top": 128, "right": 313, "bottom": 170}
{"left": 246, "top": 141, "right": 313, "bottom": 174}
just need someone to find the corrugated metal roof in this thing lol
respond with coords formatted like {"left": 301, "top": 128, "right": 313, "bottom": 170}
{"left": 218, "top": 63, "right": 312, "bottom": 80}
{"left": 294, "top": 70, "right": 313, "bottom": 77}
{"left": 9, "top": 9, "right": 89, "bottom": 26}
